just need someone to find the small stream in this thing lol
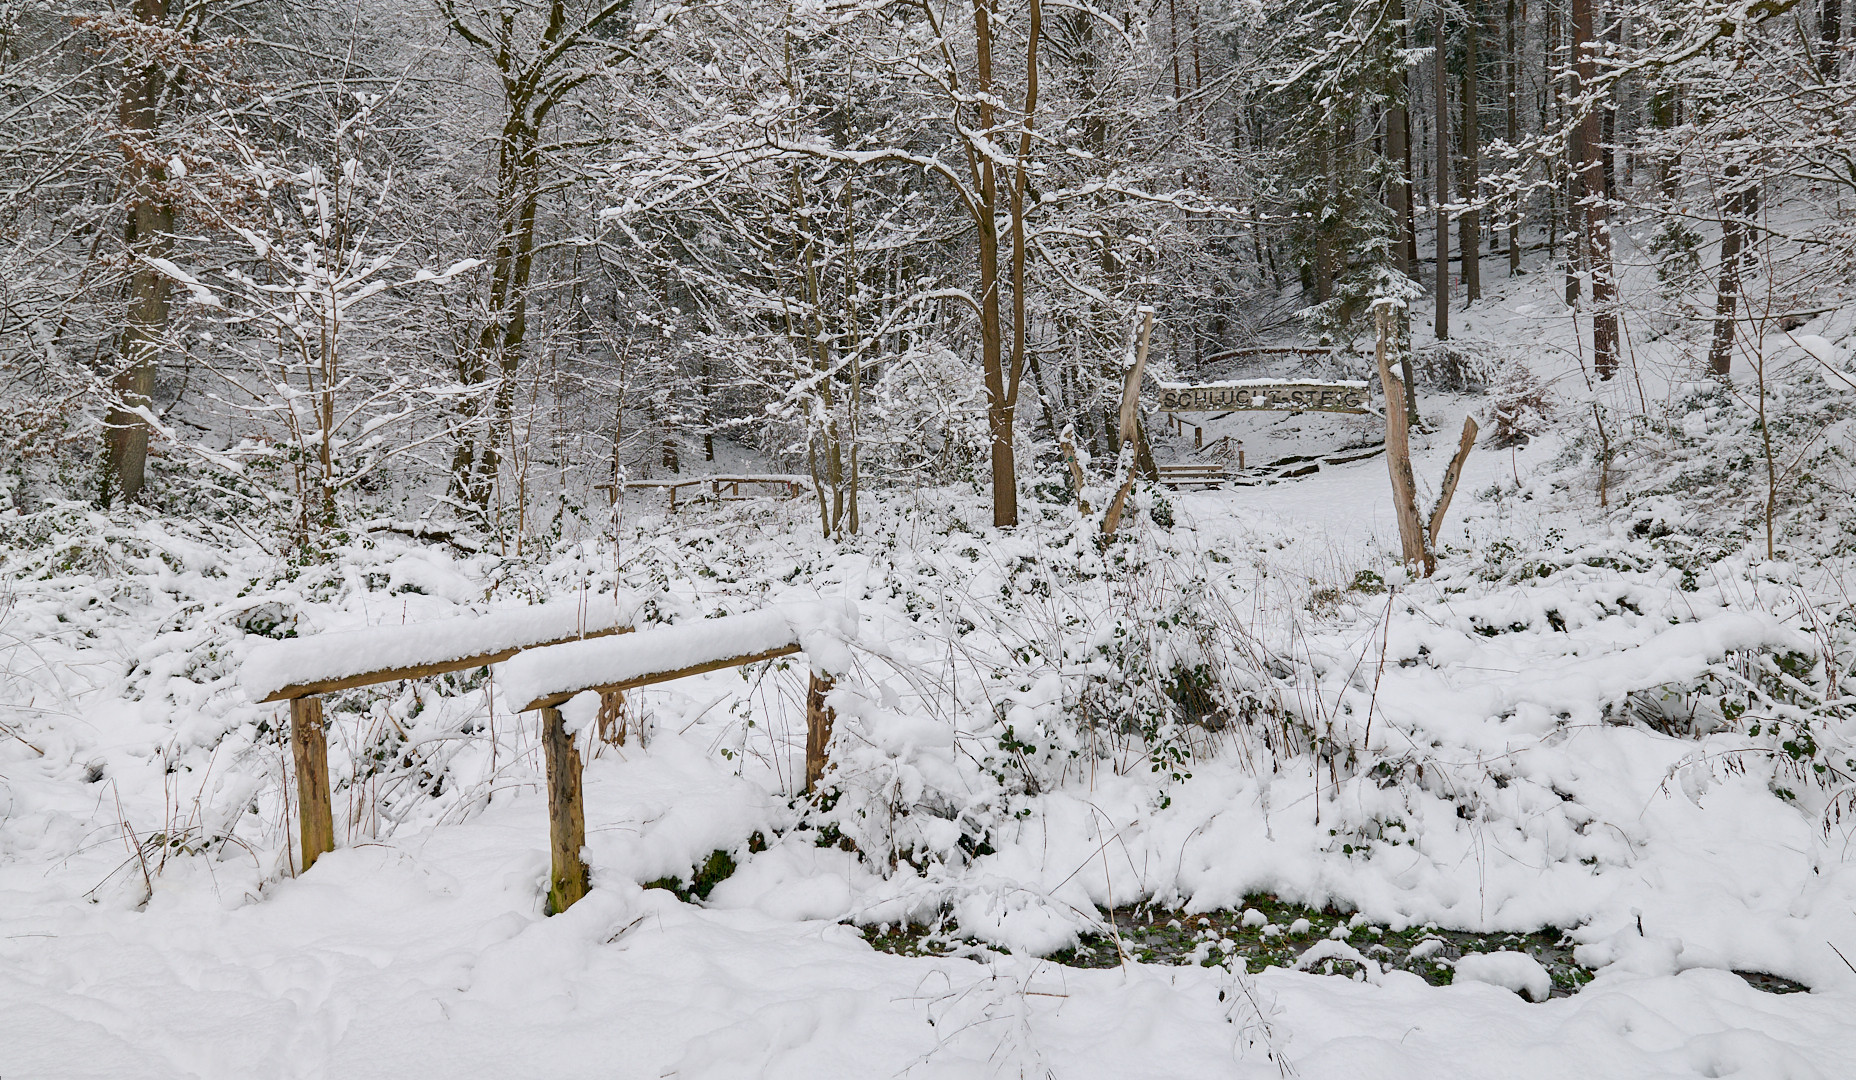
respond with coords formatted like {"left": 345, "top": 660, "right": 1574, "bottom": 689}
{"left": 863, "top": 894, "right": 1810, "bottom": 999}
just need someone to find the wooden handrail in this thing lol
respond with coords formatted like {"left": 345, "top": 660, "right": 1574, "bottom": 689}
{"left": 252, "top": 600, "right": 639, "bottom": 875}
{"left": 518, "top": 643, "right": 802, "bottom": 712}
{"left": 257, "top": 626, "right": 628, "bottom": 703}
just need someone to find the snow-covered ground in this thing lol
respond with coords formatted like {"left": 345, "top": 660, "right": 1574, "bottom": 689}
{"left": 6, "top": 266, "right": 1856, "bottom": 1078}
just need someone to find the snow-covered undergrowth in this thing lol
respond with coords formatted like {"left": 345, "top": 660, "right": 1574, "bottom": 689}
{"left": 5, "top": 420, "right": 1856, "bottom": 1075}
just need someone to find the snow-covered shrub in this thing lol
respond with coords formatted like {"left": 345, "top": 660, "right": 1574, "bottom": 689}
{"left": 1482, "top": 360, "right": 1554, "bottom": 448}
{"left": 1415, "top": 342, "right": 1497, "bottom": 393}
{"left": 1648, "top": 219, "right": 1705, "bottom": 299}
{"left": 1675, "top": 622, "right": 1856, "bottom": 811}
{"left": 865, "top": 343, "right": 990, "bottom": 484}
{"left": 1598, "top": 365, "right": 1856, "bottom": 559}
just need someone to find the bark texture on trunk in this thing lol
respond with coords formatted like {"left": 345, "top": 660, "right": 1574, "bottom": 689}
{"left": 1376, "top": 305, "right": 1431, "bottom": 574}
{"left": 1571, "top": 0, "right": 1619, "bottom": 378}
{"left": 1506, "top": 0, "right": 1521, "bottom": 276}
{"left": 1435, "top": 17, "right": 1450, "bottom": 341}
{"left": 1459, "top": 1, "right": 1481, "bottom": 303}
{"left": 1386, "top": 0, "right": 1414, "bottom": 279}
{"left": 1710, "top": 167, "right": 1757, "bottom": 378}
{"left": 1822, "top": 0, "right": 1844, "bottom": 78}
{"left": 968, "top": 0, "right": 1042, "bottom": 529}
{"left": 105, "top": 0, "right": 177, "bottom": 506}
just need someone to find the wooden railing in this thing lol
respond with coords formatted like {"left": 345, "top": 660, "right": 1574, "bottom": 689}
{"left": 243, "top": 598, "right": 639, "bottom": 873}
{"left": 596, "top": 474, "right": 809, "bottom": 511}
{"left": 247, "top": 596, "right": 858, "bottom": 918}
{"left": 496, "top": 601, "right": 857, "bottom": 913}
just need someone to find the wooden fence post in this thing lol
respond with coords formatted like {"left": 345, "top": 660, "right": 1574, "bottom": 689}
{"left": 540, "top": 705, "right": 589, "bottom": 913}
{"left": 805, "top": 672, "right": 836, "bottom": 794}
{"left": 289, "top": 695, "right": 335, "bottom": 873}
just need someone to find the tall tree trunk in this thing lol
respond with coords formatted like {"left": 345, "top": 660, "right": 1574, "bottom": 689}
{"left": 1386, "top": 0, "right": 1414, "bottom": 279}
{"left": 1559, "top": 0, "right": 1582, "bottom": 306}
{"left": 104, "top": 0, "right": 177, "bottom": 506}
{"left": 1545, "top": 0, "right": 1561, "bottom": 266}
{"left": 1571, "top": 0, "right": 1619, "bottom": 378}
{"left": 1821, "top": 0, "right": 1843, "bottom": 79}
{"left": 971, "top": 0, "right": 1022, "bottom": 528}
{"left": 450, "top": 107, "right": 544, "bottom": 517}
{"left": 1651, "top": 89, "right": 1678, "bottom": 198}
{"left": 438, "top": 0, "right": 668, "bottom": 525}
{"left": 1506, "top": 0, "right": 1522, "bottom": 275}
{"left": 1460, "top": 0, "right": 1481, "bottom": 303}
{"left": 1435, "top": 16, "right": 1450, "bottom": 341}
{"left": 1315, "top": 126, "right": 1333, "bottom": 302}
{"left": 1709, "top": 165, "right": 1756, "bottom": 378}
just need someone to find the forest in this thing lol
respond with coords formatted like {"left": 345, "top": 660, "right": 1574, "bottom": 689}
{"left": 3, "top": 0, "right": 1856, "bottom": 1076}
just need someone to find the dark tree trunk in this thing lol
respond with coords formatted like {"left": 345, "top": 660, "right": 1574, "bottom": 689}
{"left": 104, "top": 0, "right": 177, "bottom": 506}
{"left": 1435, "top": 16, "right": 1450, "bottom": 341}
{"left": 1710, "top": 166, "right": 1757, "bottom": 378}
{"left": 1386, "top": 0, "right": 1415, "bottom": 279}
{"left": 1315, "top": 126, "right": 1333, "bottom": 302}
{"left": 1460, "top": 0, "right": 1481, "bottom": 303}
{"left": 1571, "top": 0, "right": 1619, "bottom": 378}
{"left": 1651, "top": 88, "right": 1680, "bottom": 199}
{"left": 1388, "top": 0, "right": 1410, "bottom": 283}
{"left": 1822, "top": 0, "right": 1843, "bottom": 79}
{"left": 1506, "top": 0, "right": 1521, "bottom": 275}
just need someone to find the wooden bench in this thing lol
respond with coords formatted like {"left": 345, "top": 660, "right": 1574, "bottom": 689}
{"left": 243, "top": 596, "right": 640, "bottom": 874}
{"left": 496, "top": 600, "right": 858, "bottom": 913}
{"left": 708, "top": 475, "right": 808, "bottom": 501}
{"left": 1157, "top": 462, "right": 1230, "bottom": 489}
{"left": 602, "top": 475, "right": 810, "bottom": 511}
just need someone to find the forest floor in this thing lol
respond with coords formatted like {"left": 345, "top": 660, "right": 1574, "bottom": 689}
{"left": 6, "top": 273, "right": 1856, "bottom": 1077}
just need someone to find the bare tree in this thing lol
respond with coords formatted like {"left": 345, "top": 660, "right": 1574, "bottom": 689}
{"left": 438, "top": 0, "right": 674, "bottom": 520}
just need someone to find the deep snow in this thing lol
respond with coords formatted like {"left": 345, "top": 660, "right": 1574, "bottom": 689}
{"left": 6, "top": 270, "right": 1856, "bottom": 1078}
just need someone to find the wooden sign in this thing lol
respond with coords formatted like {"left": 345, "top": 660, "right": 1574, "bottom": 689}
{"left": 1155, "top": 380, "right": 1371, "bottom": 414}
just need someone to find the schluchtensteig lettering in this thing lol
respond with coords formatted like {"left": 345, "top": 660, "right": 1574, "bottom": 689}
{"left": 1155, "top": 381, "right": 1371, "bottom": 414}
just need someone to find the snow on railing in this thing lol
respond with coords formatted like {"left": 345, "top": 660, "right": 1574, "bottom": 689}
{"left": 244, "top": 592, "right": 858, "bottom": 914}
{"left": 245, "top": 593, "right": 642, "bottom": 877}
{"left": 498, "top": 599, "right": 856, "bottom": 712}
{"left": 244, "top": 594, "right": 642, "bottom": 703}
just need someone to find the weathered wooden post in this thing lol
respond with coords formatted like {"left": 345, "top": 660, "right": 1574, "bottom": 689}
{"left": 289, "top": 696, "right": 336, "bottom": 872}
{"left": 497, "top": 600, "right": 856, "bottom": 912}
{"left": 1374, "top": 301, "right": 1432, "bottom": 575}
{"left": 1102, "top": 308, "right": 1155, "bottom": 536}
{"left": 245, "top": 597, "right": 638, "bottom": 894}
{"left": 540, "top": 704, "right": 589, "bottom": 914}
{"left": 805, "top": 672, "right": 836, "bottom": 794}
{"left": 1427, "top": 417, "right": 1480, "bottom": 552}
